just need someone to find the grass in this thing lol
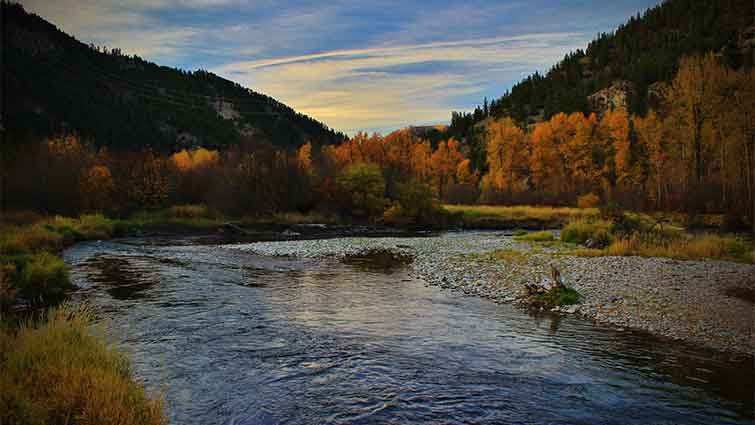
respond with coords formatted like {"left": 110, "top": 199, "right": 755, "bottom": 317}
{"left": 445, "top": 204, "right": 598, "bottom": 229}
{"left": 0, "top": 303, "right": 167, "bottom": 424}
{"left": 560, "top": 218, "right": 615, "bottom": 247}
{"left": 561, "top": 215, "right": 753, "bottom": 263}
{"left": 534, "top": 286, "right": 581, "bottom": 307}
{"left": 16, "top": 253, "right": 72, "bottom": 305}
{"left": 515, "top": 230, "right": 556, "bottom": 242}
{"left": 603, "top": 233, "right": 751, "bottom": 262}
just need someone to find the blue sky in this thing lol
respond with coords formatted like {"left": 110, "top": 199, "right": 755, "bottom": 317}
{"left": 21, "top": 0, "right": 660, "bottom": 134}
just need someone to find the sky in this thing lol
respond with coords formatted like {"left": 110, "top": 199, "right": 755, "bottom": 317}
{"left": 20, "top": 0, "right": 660, "bottom": 135}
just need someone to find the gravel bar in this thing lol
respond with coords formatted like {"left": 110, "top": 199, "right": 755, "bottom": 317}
{"left": 225, "top": 231, "right": 755, "bottom": 356}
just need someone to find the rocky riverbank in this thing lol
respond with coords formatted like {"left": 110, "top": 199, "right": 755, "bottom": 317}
{"left": 226, "top": 231, "right": 755, "bottom": 356}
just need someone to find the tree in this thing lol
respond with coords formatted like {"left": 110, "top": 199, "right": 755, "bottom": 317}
{"left": 80, "top": 165, "right": 115, "bottom": 212}
{"left": 335, "top": 163, "right": 387, "bottom": 219}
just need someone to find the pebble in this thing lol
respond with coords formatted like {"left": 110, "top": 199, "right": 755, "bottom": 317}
{"left": 225, "top": 232, "right": 755, "bottom": 356}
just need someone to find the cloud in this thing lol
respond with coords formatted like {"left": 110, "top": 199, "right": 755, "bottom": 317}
{"left": 19, "top": 0, "right": 659, "bottom": 134}
{"left": 211, "top": 32, "right": 587, "bottom": 133}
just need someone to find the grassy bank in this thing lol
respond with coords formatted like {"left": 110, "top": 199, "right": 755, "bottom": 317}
{"left": 556, "top": 217, "right": 752, "bottom": 263}
{"left": 445, "top": 204, "right": 598, "bottom": 229}
{"left": 0, "top": 304, "right": 166, "bottom": 424}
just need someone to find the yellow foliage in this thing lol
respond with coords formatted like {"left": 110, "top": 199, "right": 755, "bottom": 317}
{"left": 170, "top": 147, "right": 219, "bottom": 172}
{"left": 577, "top": 193, "right": 600, "bottom": 209}
{"left": 80, "top": 165, "right": 115, "bottom": 212}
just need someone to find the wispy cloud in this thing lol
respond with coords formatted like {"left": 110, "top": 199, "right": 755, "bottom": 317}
{"left": 211, "top": 32, "right": 587, "bottom": 132}
{"left": 19, "top": 0, "right": 661, "bottom": 134}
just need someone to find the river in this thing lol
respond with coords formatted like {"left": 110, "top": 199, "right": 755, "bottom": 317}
{"left": 64, "top": 235, "right": 753, "bottom": 424}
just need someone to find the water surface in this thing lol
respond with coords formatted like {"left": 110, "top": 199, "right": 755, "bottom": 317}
{"left": 65, "top": 237, "right": 753, "bottom": 424}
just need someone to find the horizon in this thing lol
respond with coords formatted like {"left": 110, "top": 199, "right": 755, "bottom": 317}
{"left": 19, "top": 0, "right": 659, "bottom": 135}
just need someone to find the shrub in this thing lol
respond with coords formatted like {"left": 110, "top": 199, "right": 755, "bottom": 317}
{"left": 0, "top": 304, "right": 167, "bottom": 424}
{"left": 577, "top": 193, "right": 600, "bottom": 209}
{"left": 17, "top": 253, "right": 72, "bottom": 305}
{"left": 515, "top": 231, "right": 555, "bottom": 242}
{"left": 560, "top": 219, "right": 614, "bottom": 247}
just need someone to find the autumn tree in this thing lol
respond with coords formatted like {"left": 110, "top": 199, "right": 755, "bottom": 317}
{"left": 481, "top": 117, "right": 528, "bottom": 201}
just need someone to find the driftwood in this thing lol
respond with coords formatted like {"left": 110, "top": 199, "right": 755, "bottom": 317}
{"left": 524, "top": 264, "right": 565, "bottom": 296}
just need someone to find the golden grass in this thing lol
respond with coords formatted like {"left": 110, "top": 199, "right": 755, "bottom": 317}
{"left": 0, "top": 304, "right": 167, "bottom": 424}
{"left": 445, "top": 204, "right": 598, "bottom": 225}
{"left": 572, "top": 233, "right": 752, "bottom": 263}
{"left": 605, "top": 234, "right": 750, "bottom": 261}
{"left": 0, "top": 225, "right": 63, "bottom": 255}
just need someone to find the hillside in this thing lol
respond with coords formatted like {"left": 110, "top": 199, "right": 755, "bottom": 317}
{"left": 446, "top": 0, "right": 753, "bottom": 140}
{"left": 1, "top": 2, "right": 345, "bottom": 152}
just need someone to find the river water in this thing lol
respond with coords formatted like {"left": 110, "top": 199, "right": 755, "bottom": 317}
{"left": 64, "top": 236, "right": 753, "bottom": 424}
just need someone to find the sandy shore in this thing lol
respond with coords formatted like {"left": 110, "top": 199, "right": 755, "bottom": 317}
{"left": 226, "top": 231, "right": 755, "bottom": 356}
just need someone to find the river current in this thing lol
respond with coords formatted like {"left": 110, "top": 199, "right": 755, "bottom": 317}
{"left": 64, "top": 235, "right": 753, "bottom": 424}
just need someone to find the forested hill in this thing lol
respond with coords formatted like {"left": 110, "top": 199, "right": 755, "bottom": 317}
{"left": 1, "top": 2, "right": 346, "bottom": 152}
{"left": 446, "top": 0, "right": 754, "bottom": 139}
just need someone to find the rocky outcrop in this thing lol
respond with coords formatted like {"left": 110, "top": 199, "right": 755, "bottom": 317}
{"left": 587, "top": 80, "right": 633, "bottom": 116}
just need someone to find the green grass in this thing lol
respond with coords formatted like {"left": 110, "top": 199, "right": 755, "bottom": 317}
{"left": 0, "top": 304, "right": 167, "bottom": 424}
{"left": 515, "top": 230, "right": 556, "bottom": 242}
{"left": 534, "top": 286, "right": 581, "bottom": 307}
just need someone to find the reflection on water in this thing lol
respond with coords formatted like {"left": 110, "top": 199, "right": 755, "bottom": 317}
{"left": 65, "top": 238, "right": 754, "bottom": 425}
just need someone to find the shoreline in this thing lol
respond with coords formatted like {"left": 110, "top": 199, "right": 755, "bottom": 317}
{"left": 224, "top": 231, "right": 755, "bottom": 357}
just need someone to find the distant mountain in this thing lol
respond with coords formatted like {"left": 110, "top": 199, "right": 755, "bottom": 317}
{"left": 447, "top": 0, "right": 753, "bottom": 138}
{"left": 1, "top": 2, "right": 345, "bottom": 151}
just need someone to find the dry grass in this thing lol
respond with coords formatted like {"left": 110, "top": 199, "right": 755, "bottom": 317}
{"left": 604, "top": 234, "right": 751, "bottom": 262}
{"left": 0, "top": 304, "right": 167, "bottom": 424}
{"left": 572, "top": 233, "right": 751, "bottom": 263}
{"left": 0, "top": 225, "right": 63, "bottom": 255}
{"left": 446, "top": 204, "right": 598, "bottom": 222}
{"left": 515, "top": 230, "right": 556, "bottom": 242}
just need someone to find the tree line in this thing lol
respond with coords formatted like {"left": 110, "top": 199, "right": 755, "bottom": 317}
{"left": 2, "top": 53, "right": 752, "bottom": 226}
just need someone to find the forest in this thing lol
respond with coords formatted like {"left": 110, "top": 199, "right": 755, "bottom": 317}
{"left": 3, "top": 53, "right": 752, "bottom": 228}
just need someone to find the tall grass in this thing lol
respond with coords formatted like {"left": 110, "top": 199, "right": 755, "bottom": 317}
{"left": 605, "top": 233, "right": 751, "bottom": 262}
{"left": 560, "top": 219, "right": 614, "bottom": 246}
{"left": 515, "top": 230, "right": 556, "bottom": 242}
{"left": 445, "top": 204, "right": 598, "bottom": 222}
{"left": 0, "top": 304, "right": 167, "bottom": 424}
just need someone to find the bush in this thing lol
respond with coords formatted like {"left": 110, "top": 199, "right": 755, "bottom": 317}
{"left": 561, "top": 219, "right": 614, "bottom": 247}
{"left": 515, "top": 231, "right": 555, "bottom": 242}
{"left": 577, "top": 193, "right": 600, "bottom": 209}
{"left": 0, "top": 304, "right": 167, "bottom": 424}
{"left": 513, "top": 229, "right": 527, "bottom": 237}
{"left": 17, "top": 253, "right": 72, "bottom": 305}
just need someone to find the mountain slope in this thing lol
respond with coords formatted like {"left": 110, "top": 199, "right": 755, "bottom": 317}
{"left": 447, "top": 0, "right": 753, "bottom": 138}
{"left": 1, "top": 2, "right": 345, "bottom": 151}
